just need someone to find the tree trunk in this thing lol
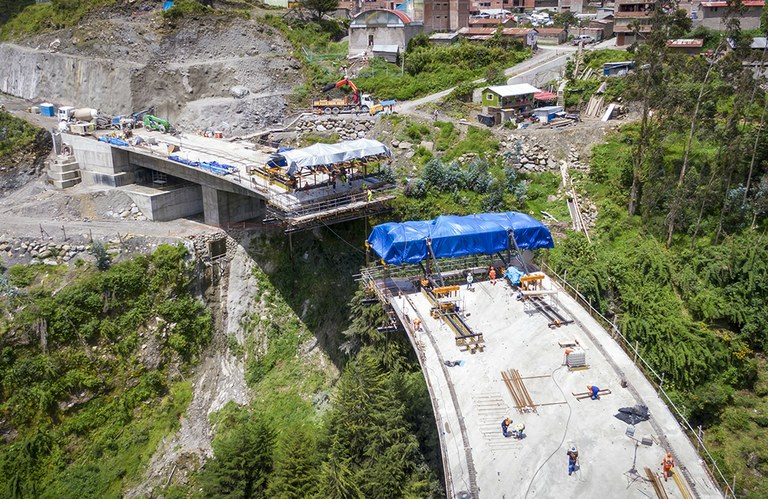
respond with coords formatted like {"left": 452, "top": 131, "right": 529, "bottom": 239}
{"left": 629, "top": 85, "right": 650, "bottom": 216}
{"left": 666, "top": 45, "right": 721, "bottom": 247}
{"left": 715, "top": 168, "right": 734, "bottom": 244}
{"left": 744, "top": 94, "right": 768, "bottom": 201}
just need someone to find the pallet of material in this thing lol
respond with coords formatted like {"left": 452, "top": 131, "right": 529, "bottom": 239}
{"left": 558, "top": 339, "right": 580, "bottom": 348}
{"left": 549, "top": 118, "right": 575, "bottom": 128}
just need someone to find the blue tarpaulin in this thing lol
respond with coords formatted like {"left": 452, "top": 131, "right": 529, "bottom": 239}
{"left": 505, "top": 266, "right": 524, "bottom": 285}
{"left": 367, "top": 212, "right": 554, "bottom": 265}
{"left": 168, "top": 155, "right": 237, "bottom": 175}
{"left": 99, "top": 136, "right": 129, "bottom": 147}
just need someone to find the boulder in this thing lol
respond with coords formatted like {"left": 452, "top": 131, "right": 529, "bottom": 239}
{"left": 230, "top": 86, "right": 251, "bottom": 99}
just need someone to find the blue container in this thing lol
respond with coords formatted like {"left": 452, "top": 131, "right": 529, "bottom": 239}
{"left": 40, "top": 103, "right": 55, "bottom": 117}
{"left": 163, "top": 1, "right": 174, "bottom": 10}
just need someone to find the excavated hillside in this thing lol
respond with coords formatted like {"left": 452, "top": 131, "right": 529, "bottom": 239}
{"left": 0, "top": 5, "right": 303, "bottom": 135}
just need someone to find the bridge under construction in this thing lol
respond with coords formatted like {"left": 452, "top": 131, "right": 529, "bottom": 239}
{"left": 361, "top": 213, "right": 722, "bottom": 499}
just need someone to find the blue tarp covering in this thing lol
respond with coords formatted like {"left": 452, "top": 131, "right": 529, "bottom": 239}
{"left": 367, "top": 212, "right": 554, "bottom": 265}
{"left": 99, "top": 136, "right": 130, "bottom": 147}
{"left": 168, "top": 155, "right": 237, "bottom": 175}
{"left": 505, "top": 266, "right": 524, "bottom": 285}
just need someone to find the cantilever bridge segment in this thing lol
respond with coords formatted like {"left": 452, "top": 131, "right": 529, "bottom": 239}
{"left": 362, "top": 213, "right": 722, "bottom": 499}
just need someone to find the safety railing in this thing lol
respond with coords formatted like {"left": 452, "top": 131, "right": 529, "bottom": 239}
{"left": 540, "top": 261, "right": 736, "bottom": 499}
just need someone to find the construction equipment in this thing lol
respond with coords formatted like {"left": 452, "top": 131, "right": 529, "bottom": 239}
{"left": 143, "top": 115, "right": 172, "bottom": 133}
{"left": 312, "top": 78, "right": 375, "bottom": 114}
{"left": 57, "top": 106, "right": 98, "bottom": 123}
{"left": 369, "top": 99, "right": 397, "bottom": 116}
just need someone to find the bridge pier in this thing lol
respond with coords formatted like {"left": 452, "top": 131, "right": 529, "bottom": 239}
{"left": 201, "top": 185, "right": 265, "bottom": 227}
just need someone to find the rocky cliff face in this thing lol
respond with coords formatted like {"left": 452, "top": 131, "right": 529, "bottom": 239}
{"left": 0, "top": 11, "right": 303, "bottom": 134}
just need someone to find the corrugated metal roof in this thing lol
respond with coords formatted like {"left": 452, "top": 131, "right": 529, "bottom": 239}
{"left": 666, "top": 38, "right": 704, "bottom": 48}
{"left": 485, "top": 83, "right": 541, "bottom": 97}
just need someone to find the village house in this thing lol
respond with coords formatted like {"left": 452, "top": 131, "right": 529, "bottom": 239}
{"left": 480, "top": 83, "right": 541, "bottom": 124}
{"left": 666, "top": 38, "right": 704, "bottom": 55}
{"left": 349, "top": 9, "right": 423, "bottom": 60}
{"left": 693, "top": 0, "right": 765, "bottom": 30}
{"left": 535, "top": 27, "right": 567, "bottom": 44}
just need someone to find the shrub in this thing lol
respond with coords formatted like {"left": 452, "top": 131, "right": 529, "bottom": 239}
{"left": 90, "top": 242, "right": 111, "bottom": 271}
{"left": 449, "top": 81, "right": 476, "bottom": 103}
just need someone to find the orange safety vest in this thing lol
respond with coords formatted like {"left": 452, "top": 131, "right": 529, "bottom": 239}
{"left": 662, "top": 457, "right": 674, "bottom": 469}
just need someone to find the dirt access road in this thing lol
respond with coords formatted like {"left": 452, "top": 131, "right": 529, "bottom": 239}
{"left": 397, "top": 40, "right": 619, "bottom": 119}
{"left": 397, "top": 45, "right": 578, "bottom": 116}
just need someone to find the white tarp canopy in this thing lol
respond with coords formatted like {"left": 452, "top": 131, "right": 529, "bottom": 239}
{"left": 274, "top": 139, "right": 393, "bottom": 177}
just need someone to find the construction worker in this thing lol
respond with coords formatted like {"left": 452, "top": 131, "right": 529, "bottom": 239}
{"left": 466, "top": 272, "right": 474, "bottom": 290}
{"left": 661, "top": 452, "right": 675, "bottom": 481}
{"left": 587, "top": 385, "right": 600, "bottom": 400}
{"left": 501, "top": 417, "right": 512, "bottom": 437}
{"left": 367, "top": 187, "right": 373, "bottom": 203}
{"left": 512, "top": 423, "right": 525, "bottom": 439}
{"left": 412, "top": 317, "right": 422, "bottom": 331}
{"left": 489, "top": 266, "right": 497, "bottom": 285}
{"left": 567, "top": 446, "right": 579, "bottom": 475}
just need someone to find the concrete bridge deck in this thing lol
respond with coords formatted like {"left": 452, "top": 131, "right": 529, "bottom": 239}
{"left": 66, "top": 130, "right": 393, "bottom": 229}
{"left": 372, "top": 272, "right": 722, "bottom": 499}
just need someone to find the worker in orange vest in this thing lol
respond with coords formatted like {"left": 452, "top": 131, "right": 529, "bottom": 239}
{"left": 661, "top": 452, "right": 675, "bottom": 481}
{"left": 489, "top": 266, "right": 497, "bottom": 285}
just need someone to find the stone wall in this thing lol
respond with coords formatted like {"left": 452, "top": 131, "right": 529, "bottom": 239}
{"left": 293, "top": 115, "right": 376, "bottom": 141}
{"left": 501, "top": 136, "right": 590, "bottom": 173}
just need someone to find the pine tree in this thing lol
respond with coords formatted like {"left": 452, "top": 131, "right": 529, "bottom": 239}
{"left": 266, "top": 429, "right": 321, "bottom": 499}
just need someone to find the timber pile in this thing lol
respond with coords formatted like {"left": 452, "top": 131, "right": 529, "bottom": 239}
{"left": 645, "top": 467, "right": 669, "bottom": 499}
{"left": 502, "top": 369, "right": 537, "bottom": 414}
{"left": 584, "top": 95, "right": 605, "bottom": 118}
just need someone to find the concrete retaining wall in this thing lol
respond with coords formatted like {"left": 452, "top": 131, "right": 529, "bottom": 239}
{"left": 0, "top": 44, "right": 140, "bottom": 115}
{"left": 66, "top": 134, "right": 137, "bottom": 187}
{"left": 123, "top": 184, "right": 203, "bottom": 221}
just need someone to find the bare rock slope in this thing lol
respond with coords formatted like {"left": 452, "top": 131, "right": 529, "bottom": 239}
{"left": 0, "top": 9, "right": 302, "bottom": 135}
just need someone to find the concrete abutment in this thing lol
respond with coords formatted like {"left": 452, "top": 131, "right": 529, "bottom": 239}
{"left": 201, "top": 186, "right": 265, "bottom": 227}
{"left": 63, "top": 134, "right": 266, "bottom": 226}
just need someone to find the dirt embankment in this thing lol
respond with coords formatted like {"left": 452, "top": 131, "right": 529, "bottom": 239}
{"left": 0, "top": 118, "right": 52, "bottom": 195}
{"left": 1, "top": 7, "right": 303, "bottom": 135}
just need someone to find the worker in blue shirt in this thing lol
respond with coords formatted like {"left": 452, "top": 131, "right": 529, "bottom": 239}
{"left": 587, "top": 385, "right": 600, "bottom": 400}
{"left": 501, "top": 417, "right": 512, "bottom": 437}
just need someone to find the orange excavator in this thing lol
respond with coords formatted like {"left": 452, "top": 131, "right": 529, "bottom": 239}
{"left": 312, "top": 78, "right": 376, "bottom": 114}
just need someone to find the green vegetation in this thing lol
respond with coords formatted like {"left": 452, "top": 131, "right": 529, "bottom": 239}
{"left": 161, "top": 228, "right": 442, "bottom": 497}
{"left": 0, "top": 244, "right": 212, "bottom": 497}
{"left": 161, "top": 0, "right": 213, "bottom": 21}
{"left": 357, "top": 41, "right": 529, "bottom": 101}
{"left": 0, "top": 111, "right": 48, "bottom": 165}
{"left": 0, "top": 0, "right": 116, "bottom": 40}
{"left": 549, "top": 121, "right": 768, "bottom": 495}
{"left": 259, "top": 15, "right": 349, "bottom": 103}
{"left": 562, "top": 49, "right": 634, "bottom": 108}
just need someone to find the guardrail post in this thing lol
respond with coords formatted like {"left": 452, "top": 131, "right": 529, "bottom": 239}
{"left": 658, "top": 372, "right": 665, "bottom": 395}
{"left": 634, "top": 340, "right": 639, "bottom": 364}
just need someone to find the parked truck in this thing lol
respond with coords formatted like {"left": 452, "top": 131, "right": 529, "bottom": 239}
{"left": 58, "top": 106, "right": 98, "bottom": 122}
{"left": 311, "top": 79, "right": 375, "bottom": 114}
